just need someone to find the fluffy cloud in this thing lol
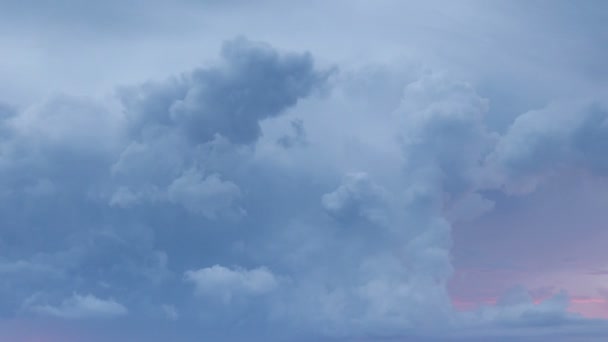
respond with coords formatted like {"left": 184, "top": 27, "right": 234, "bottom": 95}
{"left": 261, "top": 73, "right": 498, "bottom": 336}
{"left": 11, "top": 95, "right": 124, "bottom": 153}
{"left": 397, "top": 73, "right": 497, "bottom": 196}
{"left": 0, "top": 32, "right": 607, "bottom": 342}
{"left": 322, "top": 172, "right": 391, "bottom": 226}
{"left": 29, "top": 294, "right": 127, "bottom": 319}
{"left": 105, "top": 37, "right": 327, "bottom": 218}
{"left": 167, "top": 170, "right": 244, "bottom": 219}
{"left": 0, "top": 37, "right": 329, "bottom": 336}
{"left": 184, "top": 265, "right": 278, "bottom": 302}
{"left": 121, "top": 36, "right": 326, "bottom": 146}
{"left": 485, "top": 100, "right": 608, "bottom": 193}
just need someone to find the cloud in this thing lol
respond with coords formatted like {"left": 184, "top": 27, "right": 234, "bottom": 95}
{"left": 168, "top": 169, "right": 244, "bottom": 219}
{"left": 184, "top": 265, "right": 278, "bottom": 303}
{"left": 0, "top": 103, "right": 16, "bottom": 139}
{"left": 121, "top": 36, "right": 327, "bottom": 146}
{"left": 445, "top": 192, "right": 495, "bottom": 223}
{"left": 104, "top": 36, "right": 328, "bottom": 217}
{"left": 322, "top": 172, "right": 391, "bottom": 226}
{"left": 258, "top": 73, "right": 500, "bottom": 336}
{"left": 480, "top": 286, "right": 575, "bottom": 327}
{"left": 485, "top": 100, "right": 608, "bottom": 193}
{"left": 277, "top": 119, "right": 307, "bottom": 148}
{"left": 440, "top": 286, "right": 608, "bottom": 341}
{"left": 30, "top": 294, "right": 127, "bottom": 319}
{"left": 397, "top": 72, "right": 497, "bottom": 196}
{"left": 0, "top": 28, "right": 607, "bottom": 342}
{"left": 11, "top": 95, "right": 124, "bottom": 154}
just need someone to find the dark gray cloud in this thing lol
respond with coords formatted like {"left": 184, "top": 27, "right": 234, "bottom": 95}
{"left": 121, "top": 37, "right": 326, "bottom": 145}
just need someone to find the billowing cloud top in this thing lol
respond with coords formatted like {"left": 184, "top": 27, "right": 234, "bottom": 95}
{"left": 1, "top": 2, "right": 608, "bottom": 341}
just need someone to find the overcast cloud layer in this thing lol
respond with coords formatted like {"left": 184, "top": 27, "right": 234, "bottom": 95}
{"left": 1, "top": 1, "right": 608, "bottom": 341}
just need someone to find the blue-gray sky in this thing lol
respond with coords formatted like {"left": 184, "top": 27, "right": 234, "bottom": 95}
{"left": 1, "top": 1, "right": 608, "bottom": 341}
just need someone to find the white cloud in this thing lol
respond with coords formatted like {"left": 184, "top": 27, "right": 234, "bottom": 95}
{"left": 484, "top": 99, "right": 608, "bottom": 194}
{"left": 168, "top": 169, "right": 244, "bottom": 219}
{"left": 184, "top": 265, "right": 278, "bottom": 303}
{"left": 30, "top": 293, "right": 128, "bottom": 319}
{"left": 0, "top": 14, "right": 606, "bottom": 340}
{"left": 11, "top": 95, "right": 125, "bottom": 154}
{"left": 322, "top": 172, "right": 391, "bottom": 227}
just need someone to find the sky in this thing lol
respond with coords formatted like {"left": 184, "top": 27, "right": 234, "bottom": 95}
{"left": 0, "top": 0, "right": 608, "bottom": 341}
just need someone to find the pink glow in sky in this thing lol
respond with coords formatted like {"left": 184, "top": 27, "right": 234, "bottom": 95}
{"left": 1, "top": 1, "right": 608, "bottom": 340}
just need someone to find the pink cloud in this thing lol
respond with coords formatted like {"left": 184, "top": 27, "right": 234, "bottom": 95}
{"left": 451, "top": 291, "right": 608, "bottom": 320}
{"left": 569, "top": 296, "right": 608, "bottom": 319}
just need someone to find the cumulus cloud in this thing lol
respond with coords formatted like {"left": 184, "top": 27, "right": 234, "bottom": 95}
{"left": 0, "top": 39, "right": 324, "bottom": 322}
{"left": 393, "top": 73, "right": 497, "bottom": 278}
{"left": 121, "top": 36, "right": 327, "bottom": 146}
{"left": 322, "top": 172, "right": 391, "bottom": 226}
{"left": 0, "top": 27, "right": 607, "bottom": 341}
{"left": 485, "top": 100, "right": 608, "bottom": 193}
{"left": 29, "top": 294, "right": 127, "bottom": 319}
{"left": 168, "top": 169, "right": 244, "bottom": 219}
{"left": 260, "top": 73, "right": 499, "bottom": 336}
{"left": 184, "top": 265, "right": 278, "bottom": 303}
{"left": 11, "top": 95, "right": 124, "bottom": 154}
{"left": 104, "top": 36, "right": 327, "bottom": 218}
{"left": 397, "top": 73, "right": 497, "bottom": 197}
